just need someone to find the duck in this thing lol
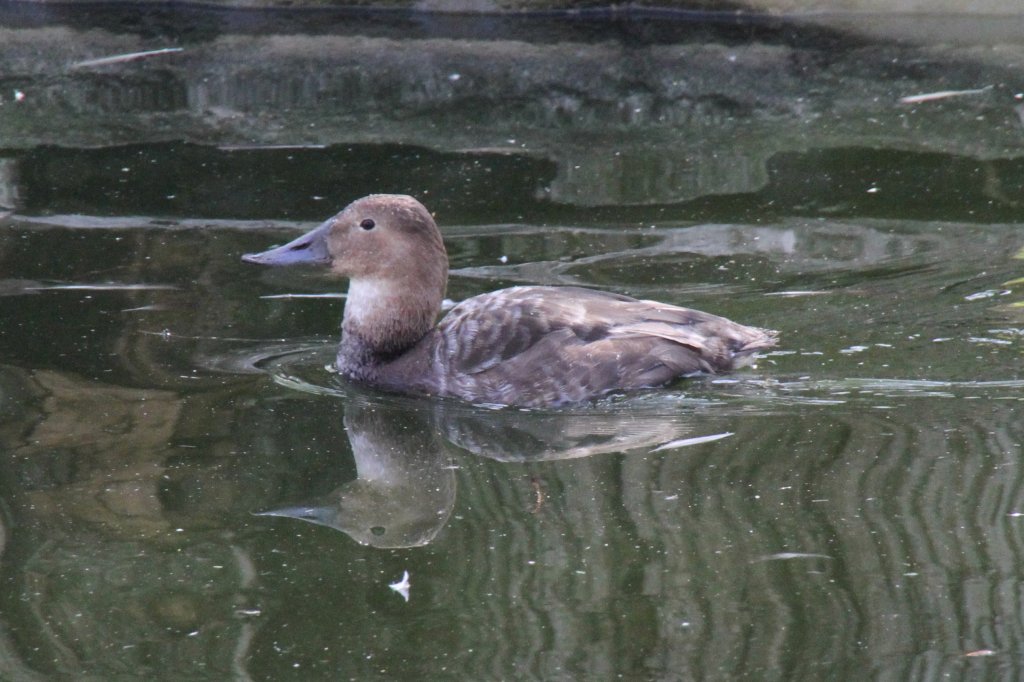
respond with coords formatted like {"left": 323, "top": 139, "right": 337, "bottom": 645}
{"left": 242, "top": 194, "right": 777, "bottom": 407}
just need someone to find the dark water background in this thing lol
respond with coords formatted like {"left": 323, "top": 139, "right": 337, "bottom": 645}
{"left": 1, "top": 5, "right": 1024, "bottom": 680}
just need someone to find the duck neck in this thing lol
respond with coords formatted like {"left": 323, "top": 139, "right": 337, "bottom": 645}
{"left": 338, "top": 277, "right": 442, "bottom": 369}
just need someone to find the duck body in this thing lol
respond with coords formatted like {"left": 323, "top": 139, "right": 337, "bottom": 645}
{"left": 243, "top": 195, "right": 777, "bottom": 407}
{"left": 364, "top": 285, "right": 773, "bottom": 407}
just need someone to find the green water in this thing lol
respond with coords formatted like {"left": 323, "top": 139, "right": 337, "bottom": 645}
{"left": 1, "top": 7, "right": 1024, "bottom": 681}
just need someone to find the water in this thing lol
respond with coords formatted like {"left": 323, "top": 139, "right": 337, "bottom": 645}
{"left": 2, "top": 8, "right": 1024, "bottom": 681}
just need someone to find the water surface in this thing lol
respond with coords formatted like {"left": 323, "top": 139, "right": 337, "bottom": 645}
{"left": 1, "top": 12, "right": 1024, "bottom": 681}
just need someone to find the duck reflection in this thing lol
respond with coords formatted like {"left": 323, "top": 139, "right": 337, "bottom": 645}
{"left": 258, "top": 386, "right": 700, "bottom": 549}
{"left": 440, "top": 403, "right": 696, "bottom": 463}
{"left": 257, "top": 402, "right": 456, "bottom": 549}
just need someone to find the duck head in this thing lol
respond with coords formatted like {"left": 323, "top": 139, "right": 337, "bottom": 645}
{"left": 243, "top": 194, "right": 448, "bottom": 357}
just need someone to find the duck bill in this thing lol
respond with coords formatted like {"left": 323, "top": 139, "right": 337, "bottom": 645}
{"left": 241, "top": 219, "right": 332, "bottom": 267}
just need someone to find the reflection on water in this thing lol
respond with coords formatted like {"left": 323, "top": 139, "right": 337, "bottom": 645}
{"left": 5, "top": 142, "right": 1024, "bottom": 223}
{"left": 3, "top": 351, "right": 1024, "bottom": 677}
{"left": 257, "top": 399, "right": 458, "bottom": 549}
{"left": 0, "top": 137, "right": 1023, "bottom": 677}
{"left": 249, "top": 346, "right": 712, "bottom": 548}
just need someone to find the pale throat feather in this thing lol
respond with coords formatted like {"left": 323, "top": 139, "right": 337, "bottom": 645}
{"left": 343, "top": 277, "right": 439, "bottom": 356}
{"left": 344, "top": 278, "right": 395, "bottom": 328}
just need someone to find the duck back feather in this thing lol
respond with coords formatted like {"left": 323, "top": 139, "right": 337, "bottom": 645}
{"left": 420, "top": 286, "right": 775, "bottom": 406}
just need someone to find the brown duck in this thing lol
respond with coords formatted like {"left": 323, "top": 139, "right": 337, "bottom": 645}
{"left": 243, "top": 194, "right": 777, "bottom": 407}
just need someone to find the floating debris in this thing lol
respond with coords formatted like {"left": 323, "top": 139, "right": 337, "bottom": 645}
{"left": 753, "top": 552, "right": 833, "bottom": 563}
{"left": 389, "top": 571, "right": 411, "bottom": 602}
{"left": 899, "top": 86, "right": 992, "bottom": 104}
{"left": 651, "top": 432, "right": 733, "bottom": 452}
{"left": 964, "top": 289, "right": 1008, "bottom": 301}
{"left": 218, "top": 143, "right": 327, "bottom": 151}
{"left": 529, "top": 477, "right": 545, "bottom": 515}
{"left": 26, "top": 283, "right": 178, "bottom": 292}
{"left": 121, "top": 304, "right": 166, "bottom": 312}
{"left": 763, "top": 290, "right": 829, "bottom": 297}
{"left": 71, "top": 47, "right": 184, "bottom": 69}
{"left": 967, "top": 337, "right": 1013, "bottom": 346}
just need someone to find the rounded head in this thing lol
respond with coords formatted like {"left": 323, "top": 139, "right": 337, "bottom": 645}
{"left": 242, "top": 194, "right": 447, "bottom": 281}
{"left": 320, "top": 194, "right": 446, "bottom": 279}
{"left": 243, "top": 191, "right": 444, "bottom": 274}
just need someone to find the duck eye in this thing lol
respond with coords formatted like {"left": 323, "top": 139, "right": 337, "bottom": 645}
{"left": 359, "top": 218, "right": 376, "bottom": 231}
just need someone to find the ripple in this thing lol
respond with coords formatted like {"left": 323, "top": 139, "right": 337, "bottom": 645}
{"left": 200, "top": 341, "right": 334, "bottom": 376}
{"left": 204, "top": 335, "right": 1024, "bottom": 420}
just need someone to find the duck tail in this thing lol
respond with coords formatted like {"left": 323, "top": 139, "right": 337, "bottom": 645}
{"left": 730, "top": 327, "right": 778, "bottom": 367}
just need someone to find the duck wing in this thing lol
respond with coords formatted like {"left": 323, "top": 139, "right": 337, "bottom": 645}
{"left": 434, "top": 286, "right": 775, "bottom": 405}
